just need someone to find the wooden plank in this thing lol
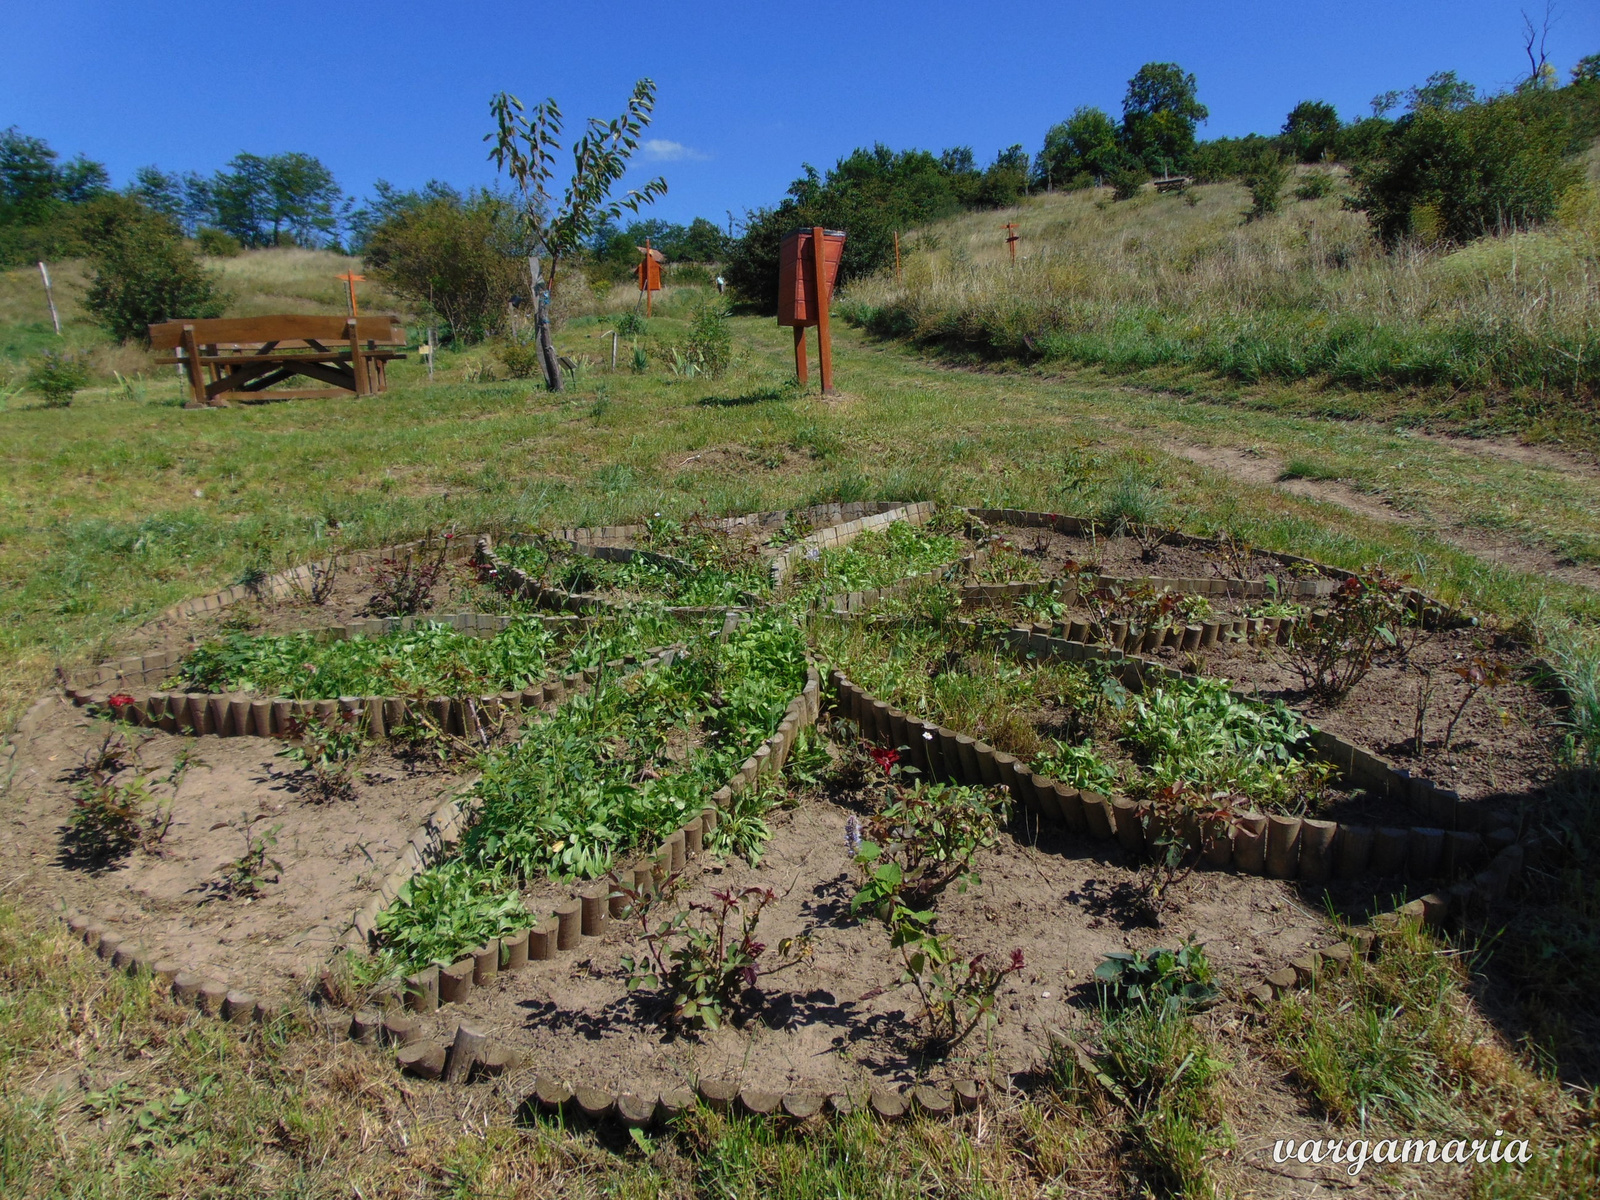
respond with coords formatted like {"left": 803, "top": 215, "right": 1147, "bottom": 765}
{"left": 204, "top": 360, "right": 279, "bottom": 398}
{"left": 215, "top": 388, "right": 350, "bottom": 402}
{"left": 267, "top": 359, "right": 358, "bottom": 391}
{"left": 348, "top": 318, "right": 369, "bottom": 396}
{"left": 179, "top": 324, "right": 209, "bottom": 406}
{"left": 152, "top": 350, "right": 406, "bottom": 366}
{"left": 148, "top": 314, "right": 403, "bottom": 351}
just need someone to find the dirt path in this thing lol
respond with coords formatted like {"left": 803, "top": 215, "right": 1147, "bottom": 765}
{"left": 1158, "top": 439, "right": 1600, "bottom": 591}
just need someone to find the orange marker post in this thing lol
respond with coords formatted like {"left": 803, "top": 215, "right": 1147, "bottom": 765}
{"left": 336, "top": 272, "right": 365, "bottom": 316}
{"left": 636, "top": 239, "right": 664, "bottom": 316}
{"left": 1003, "top": 223, "right": 1019, "bottom": 265}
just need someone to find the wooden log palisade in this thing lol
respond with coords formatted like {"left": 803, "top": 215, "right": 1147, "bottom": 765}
{"left": 36, "top": 503, "right": 1551, "bottom": 1123}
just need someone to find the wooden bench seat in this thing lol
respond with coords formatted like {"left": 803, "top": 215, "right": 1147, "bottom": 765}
{"left": 149, "top": 315, "right": 408, "bottom": 408}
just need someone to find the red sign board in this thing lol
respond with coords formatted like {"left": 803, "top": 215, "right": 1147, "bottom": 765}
{"left": 777, "top": 228, "right": 845, "bottom": 327}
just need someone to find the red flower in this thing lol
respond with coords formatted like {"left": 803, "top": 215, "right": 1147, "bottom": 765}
{"left": 107, "top": 693, "right": 136, "bottom": 709}
{"left": 1009, "top": 948, "right": 1026, "bottom": 972}
{"left": 868, "top": 746, "right": 900, "bottom": 772}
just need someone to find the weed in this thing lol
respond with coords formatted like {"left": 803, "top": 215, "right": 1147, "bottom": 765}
{"left": 217, "top": 814, "right": 283, "bottom": 900}
{"left": 1442, "top": 654, "right": 1511, "bottom": 752}
{"left": 287, "top": 537, "right": 343, "bottom": 606}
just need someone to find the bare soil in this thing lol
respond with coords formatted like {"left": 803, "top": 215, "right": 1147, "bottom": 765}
{"left": 976, "top": 522, "right": 1336, "bottom": 585}
{"left": 0, "top": 696, "right": 462, "bottom": 1001}
{"left": 418, "top": 783, "right": 1350, "bottom": 1098}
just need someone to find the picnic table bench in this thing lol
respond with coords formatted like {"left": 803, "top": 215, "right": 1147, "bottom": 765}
{"left": 149, "top": 314, "right": 407, "bottom": 408}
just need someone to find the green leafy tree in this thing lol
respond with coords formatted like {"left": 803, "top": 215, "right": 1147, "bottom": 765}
{"left": 1122, "top": 62, "right": 1209, "bottom": 173}
{"left": 362, "top": 189, "right": 525, "bottom": 343}
{"left": 1574, "top": 53, "right": 1600, "bottom": 84}
{"left": 487, "top": 78, "right": 669, "bottom": 391}
{"left": 1406, "top": 70, "right": 1477, "bottom": 112}
{"left": 1283, "top": 100, "right": 1341, "bottom": 162}
{"left": 1351, "top": 90, "right": 1582, "bottom": 244}
{"left": 1241, "top": 146, "right": 1290, "bottom": 219}
{"left": 725, "top": 145, "right": 964, "bottom": 311}
{"left": 0, "top": 127, "right": 111, "bottom": 264}
{"left": 1034, "top": 106, "right": 1121, "bottom": 189}
{"left": 207, "top": 152, "right": 345, "bottom": 248}
{"left": 81, "top": 199, "right": 227, "bottom": 342}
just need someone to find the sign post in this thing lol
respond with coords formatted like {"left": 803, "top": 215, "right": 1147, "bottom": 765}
{"left": 636, "top": 239, "right": 664, "bottom": 316}
{"left": 776, "top": 226, "right": 846, "bottom": 395}
{"left": 1003, "top": 222, "right": 1019, "bottom": 264}
{"left": 336, "top": 271, "right": 365, "bottom": 316}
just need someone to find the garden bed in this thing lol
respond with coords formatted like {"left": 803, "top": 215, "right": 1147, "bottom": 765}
{"left": 1, "top": 696, "right": 463, "bottom": 1002}
{"left": 392, "top": 751, "right": 1344, "bottom": 1098}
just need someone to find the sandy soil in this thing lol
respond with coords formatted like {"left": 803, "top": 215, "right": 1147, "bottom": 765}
{"left": 415, "top": 786, "right": 1350, "bottom": 1097}
{"left": 1, "top": 695, "right": 464, "bottom": 1000}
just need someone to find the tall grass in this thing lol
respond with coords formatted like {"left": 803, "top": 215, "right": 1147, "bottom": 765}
{"left": 839, "top": 175, "right": 1600, "bottom": 410}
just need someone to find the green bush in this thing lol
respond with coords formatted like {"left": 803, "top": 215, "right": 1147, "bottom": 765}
{"left": 1293, "top": 170, "right": 1337, "bottom": 200}
{"left": 1241, "top": 149, "right": 1290, "bottom": 220}
{"left": 1351, "top": 90, "right": 1584, "bottom": 244}
{"left": 1106, "top": 160, "right": 1151, "bottom": 201}
{"left": 683, "top": 303, "right": 733, "bottom": 377}
{"left": 82, "top": 210, "right": 226, "bottom": 343}
{"left": 24, "top": 350, "right": 91, "bottom": 407}
{"left": 194, "top": 227, "right": 242, "bottom": 257}
{"left": 496, "top": 336, "right": 543, "bottom": 379}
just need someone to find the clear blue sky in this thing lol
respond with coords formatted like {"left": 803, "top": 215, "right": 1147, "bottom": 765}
{"left": 5, "top": 0, "right": 1597, "bottom": 229}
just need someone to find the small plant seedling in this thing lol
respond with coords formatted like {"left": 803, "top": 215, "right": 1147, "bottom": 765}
{"left": 1094, "top": 938, "right": 1219, "bottom": 1019}
{"left": 279, "top": 714, "right": 366, "bottom": 803}
{"left": 220, "top": 813, "right": 283, "bottom": 899}
{"left": 1443, "top": 655, "right": 1511, "bottom": 752}
{"left": 1286, "top": 568, "right": 1410, "bottom": 700}
{"left": 26, "top": 349, "right": 91, "bottom": 408}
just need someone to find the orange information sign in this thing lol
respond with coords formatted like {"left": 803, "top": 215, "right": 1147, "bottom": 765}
{"left": 636, "top": 240, "right": 664, "bottom": 314}
{"left": 777, "top": 227, "right": 846, "bottom": 393}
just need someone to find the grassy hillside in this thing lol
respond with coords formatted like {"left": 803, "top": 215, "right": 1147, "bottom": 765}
{"left": 839, "top": 163, "right": 1600, "bottom": 444}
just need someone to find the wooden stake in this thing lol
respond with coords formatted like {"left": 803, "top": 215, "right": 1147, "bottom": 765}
{"left": 37, "top": 262, "right": 60, "bottom": 335}
{"left": 347, "top": 317, "right": 369, "bottom": 396}
{"left": 335, "top": 272, "right": 365, "bottom": 316}
{"left": 179, "top": 324, "right": 207, "bottom": 406}
{"left": 811, "top": 226, "right": 834, "bottom": 394}
{"left": 793, "top": 325, "right": 808, "bottom": 386}
{"left": 1003, "top": 222, "right": 1019, "bottom": 264}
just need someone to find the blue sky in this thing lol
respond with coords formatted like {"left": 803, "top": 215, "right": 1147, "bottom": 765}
{"left": 5, "top": 0, "right": 1597, "bottom": 229}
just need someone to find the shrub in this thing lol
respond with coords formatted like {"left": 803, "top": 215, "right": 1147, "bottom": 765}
{"left": 681, "top": 303, "right": 733, "bottom": 377}
{"left": 82, "top": 210, "right": 226, "bottom": 343}
{"left": 363, "top": 190, "right": 527, "bottom": 342}
{"left": 1286, "top": 569, "right": 1410, "bottom": 699}
{"left": 496, "top": 336, "right": 543, "bottom": 379}
{"left": 1242, "top": 149, "right": 1290, "bottom": 220}
{"left": 194, "top": 227, "right": 242, "bottom": 257}
{"left": 1095, "top": 939, "right": 1219, "bottom": 1017}
{"left": 1106, "top": 159, "right": 1151, "bottom": 201}
{"left": 25, "top": 349, "right": 91, "bottom": 407}
{"left": 1293, "top": 170, "right": 1337, "bottom": 200}
{"left": 1351, "top": 90, "right": 1583, "bottom": 244}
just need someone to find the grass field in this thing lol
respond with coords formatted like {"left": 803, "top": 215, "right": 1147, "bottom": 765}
{"left": 3, "top": 250, "right": 1600, "bottom": 1195}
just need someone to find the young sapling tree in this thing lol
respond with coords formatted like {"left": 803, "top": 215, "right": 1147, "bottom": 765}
{"left": 487, "top": 79, "right": 668, "bottom": 392}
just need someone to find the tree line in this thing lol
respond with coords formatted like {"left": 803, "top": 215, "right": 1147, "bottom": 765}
{"left": 724, "top": 54, "right": 1600, "bottom": 310}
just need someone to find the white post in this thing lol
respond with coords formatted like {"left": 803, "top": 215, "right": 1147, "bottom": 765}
{"left": 611, "top": 330, "right": 618, "bottom": 371}
{"left": 428, "top": 326, "right": 436, "bottom": 383}
{"left": 38, "top": 262, "right": 60, "bottom": 335}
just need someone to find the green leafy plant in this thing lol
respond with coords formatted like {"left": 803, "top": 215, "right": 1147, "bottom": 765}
{"left": 218, "top": 814, "right": 283, "bottom": 899}
{"left": 375, "top": 859, "right": 528, "bottom": 973}
{"left": 622, "top": 885, "right": 800, "bottom": 1032}
{"left": 1286, "top": 569, "right": 1410, "bottom": 699}
{"left": 25, "top": 350, "right": 91, "bottom": 408}
{"left": 1095, "top": 939, "right": 1220, "bottom": 1019}
{"left": 278, "top": 713, "right": 366, "bottom": 803}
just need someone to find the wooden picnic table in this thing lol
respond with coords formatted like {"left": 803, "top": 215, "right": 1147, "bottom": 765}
{"left": 149, "top": 314, "right": 408, "bottom": 408}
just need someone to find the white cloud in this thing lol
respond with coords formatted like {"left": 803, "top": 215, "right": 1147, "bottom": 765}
{"left": 642, "top": 139, "right": 708, "bottom": 162}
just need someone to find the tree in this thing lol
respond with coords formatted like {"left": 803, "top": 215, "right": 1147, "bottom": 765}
{"left": 1034, "top": 106, "right": 1121, "bottom": 189}
{"left": 676, "top": 216, "right": 730, "bottom": 261}
{"left": 1351, "top": 90, "right": 1581, "bottom": 244}
{"left": 131, "top": 165, "right": 211, "bottom": 235}
{"left": 1122, "top": 62, "right": 1209, "bottom": 173}
{"left": 207, "top": 152, "right": 345, "bottom": 248}
{"left": 1283, "top": 100, "right": 1341, "bottom": 163}
{"left": 0, "top": 127, "right": 66, "bottom": 227}
{"left": 81, "top": 199, "right": 227, "bottom": 342}
{"left": 1574, "top": 53, "right": 1600, "bottom": 84}
{"left": 346, "top": 178, "right": 461, "bottom": 253}
{"left": 1406, "top": 70, "right": 1477, "bottom": 113}
{"left": 487, "top": 78, "right": 669, "bottom": 390}
{"left": 362, "top": 190, "right": 525, "bottom": 344}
